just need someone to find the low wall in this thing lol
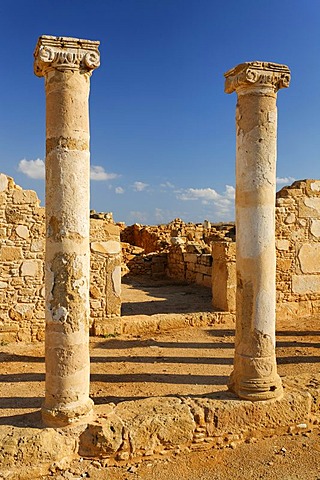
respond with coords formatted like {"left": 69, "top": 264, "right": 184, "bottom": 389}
{"left": 167, "top": 244, "right": 212, "bottom": 287}
{"left": 0, "top": 174, "right": 121, "bottom": 343}
{"left": 276, "top": 179, "right": 320, "bottom": 320}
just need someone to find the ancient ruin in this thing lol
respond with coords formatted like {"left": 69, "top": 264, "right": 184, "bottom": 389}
{"left": 0, "top": 42, "right": 320, "bottom": 478}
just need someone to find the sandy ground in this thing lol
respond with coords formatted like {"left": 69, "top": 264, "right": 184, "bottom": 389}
{"left": 1, "top": 275, "right": 320, "bottom": 478}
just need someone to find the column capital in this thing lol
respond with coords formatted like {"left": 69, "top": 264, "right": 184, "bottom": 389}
{"left": 34, "top": 35, "right": 100, "bottom": 77}
{"left": 224, "top": 61, "right": 290, "bottom": 94}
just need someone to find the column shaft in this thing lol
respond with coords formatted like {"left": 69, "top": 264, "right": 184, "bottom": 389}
{"left": 34, "top": 36, "right": 100, "bottom": 426}
{"left": 224, "top": 62, "right": 290, "bottom": 400}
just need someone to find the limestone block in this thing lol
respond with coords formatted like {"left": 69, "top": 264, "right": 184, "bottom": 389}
{"left": 0, "top": 174, "right": 8, "bottom": 192}
{"left": 115, "top": 397, "right": 195, "bottom": 454}
{"left": 284, "top": 213, "right": 296, "bottom": 224}
{"left": 292, "top": 275, "right": 320, "bottom": 294}
{"left": 298, "top": 244, "right": 320, "bottom": 274}
{"left": 310, "top": 180, "right": 320, "bottom": 192}
{"left": 299, "top": 197, "right": 320, "bottom": 218}
{"left": 16, "top": 225, "right": 29, "bottom": 239}
{"left": 79, "top": 414, "right": 124, "bottom": 457}
{"left": 91, "top": 240, "right": 121, "bottom": 255}
{"left": 184, "top": 253, "right": 198, "bottom": 263}
{"left": 90, "top": 285, "right": 101, "bottom": 299}
{"left": 12, "top": 189, "right": 39, "bottom": 205}
{"left": 20, "top": 260, "right": 39, "bottom": 277}
{"left": 30, "top": 239, "right": 45, "bottom": 252}
{"left": 310, "top": 219, "right": 320, "bottom": 238}
{"left": 276, "top": 239, "right": 290, "bottom": 251}
{"left": 9, "top": 303, "right": 34, "bottom": 321}
{"left": 112, "top": 266, "right": 121, "bottom": 297}
{"left": 0, "top": 246, "right": 23, "bottom": 261}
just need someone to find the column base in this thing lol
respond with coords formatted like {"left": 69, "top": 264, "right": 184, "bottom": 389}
{"left": 228, "top": 371, "right": 283, "bottom": 401}
{"left": 42, "top": 398, "right": 94, "bottom": 427}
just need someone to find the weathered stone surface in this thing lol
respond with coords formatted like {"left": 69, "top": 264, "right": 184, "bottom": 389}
{"left": 0, "top": 246, "right": 23, "bottom": 261}
{"left": 212, "top": 241, "right": 236, "bottom": 313}
{"left": 115, "top": 397, "right": 195, "bottom": 454}
{"left": 0, "top": 173, "right": 8, "bottom": 192}
{"left": 298, "top": 244, "right": 320, "bottom": 274}
{"left": 16, "top": 225, "right": 29, "bottom": 239}
{"left": 20, "top": 260, "right": 39, "bottom": 277}
{"left": 35, "top": 34, "right": 100, "bottom": 427}
{"left": 13, "top": 189, "right": 39, "bottom": 205}
{"left": 299, "top": 197, "right": 320, "bottom": 218}
{"left": 292, "top": 275, "right": 320, "bottom": 294}
{"left": 9, "top": 303, "right": 34, "bottom": 321}
{"left": 310, "top": 219, "right": 320, "bottom": 238}
{"left": 310, "top": 180, "right": 320, "bottom": 192}
{"left": 91, "top": 240, "right": 121, "bottom": 255}
{"left": 225, "top": 61, "right": 290, "bottom": 400}
{"left": 79, "top": 414, "right": 124, "bottom": 457}
{"left": 0, "top": 427, "right": 77, "bottom": 475}
{"left": 276, "top": 239, "right": 290, "bottom": 251}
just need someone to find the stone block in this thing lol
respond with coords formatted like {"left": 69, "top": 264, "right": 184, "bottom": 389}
{"left": 0, "top": 174, "right": 8, "bottom": 192}
{"left": 79, "top": 414, "right": 124, "bottom": 457}
{"left": 15, "top": 225, "right": 29, "bottom": 239}
{"left": 31, "top": 239, "right": 44, "bottom": 252}
{"left": 310, "top": 219, "right": 320, "bottom": 238}
{"left": 20, "top": 260, "right": 39, "bottom": 277}
{"left": 292, "top": 275, "right": 320, "bottom": 294}
{"left": 115, "top": 397, "right": 195, "bottom": 454}
{"left": 299, "top": 197, "right": 320, "bottom": 218}
{"left": 9, "top": 303, "right": 34, "bottom": 321}
{"left": 0, "top": 246, "right": 23, "bottom": 261}
{"left": 184, "top": 253, "right": 198, "bottom": 263}
{"left": 276, "top": 239, "right": 290, "bottom": 251}
{"left": 91, "top": 240, "right": 121, "bottom": 255}
{"left": 12, "top": 189, "right": 39, "bottom": 205}
{"left": 298, "top": 244, "right": 320, "bottom": 273}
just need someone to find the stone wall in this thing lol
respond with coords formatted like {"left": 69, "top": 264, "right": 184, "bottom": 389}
{"left": 167, "top": 244, "right": 213, "bottom": 288}
{"left": 0, "top": 174, "right": 45, "bottom": 342}
{"left": 276, "top": 179, "right": 320, "bottom": 319}
{"left": 0, "top": 174, "right": 121, "bottom": 343}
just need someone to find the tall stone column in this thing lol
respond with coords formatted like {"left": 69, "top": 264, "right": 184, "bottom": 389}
{"left": 34, "top": 35, "right": 100, "bottom": 426}
{"left": 224, "top": 62, "right": 290, "bottom": 400}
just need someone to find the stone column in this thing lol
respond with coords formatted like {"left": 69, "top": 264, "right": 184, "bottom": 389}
{"left": 34, "top": 35, "right": 100, "bottom": 426}
{"left": 224, "top": 62, "right": 290, "bottom": 400}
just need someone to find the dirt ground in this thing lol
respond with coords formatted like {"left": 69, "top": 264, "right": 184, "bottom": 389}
{"left": 1, "top": 275, "right": 320, "bottom": 478}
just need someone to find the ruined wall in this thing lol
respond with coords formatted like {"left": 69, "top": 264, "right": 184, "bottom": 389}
{"left": 0, "top": 174, "right": 121, "bottom": 342}
{"left": 0, "top": 174, "right": 45, "bottom": 342}
{"left": 276, "top": 179, "right": 320, "bottom": 319}
{"left": 121, "top": 219, "right": 235, "bottom": 254}
{"left": 90, "top": 220, "right": 122, "bottom": 327}
{"left": 167, "top": 244, "right": 212, "bottom": 288}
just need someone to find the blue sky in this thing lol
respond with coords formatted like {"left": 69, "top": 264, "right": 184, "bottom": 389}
{"left": 0, "top": 0, "right": 319, "bottom": 225}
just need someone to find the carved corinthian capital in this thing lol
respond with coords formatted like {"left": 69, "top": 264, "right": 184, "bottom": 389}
{"left": 224, "top": 61, "right": 291, "bottom": 94}
{"left": 34, "top": 35, "right": 100, "bottom": 77}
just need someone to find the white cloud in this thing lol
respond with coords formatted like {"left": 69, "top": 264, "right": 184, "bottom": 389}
{"left": 177, "top": 187, "right": 220, "bottom": 203}
{"left": 133, "top": 181, "right": 149, "bottom": 192}
{"left": 90, "top": 165, "right": 119, "bottom": 181}
{"left": 160, "top": 181, "right": 175, "bottom": 189}
{"left": 276, "top": 176, "right": 295, "bottom": 185}
{"left": 18, "top": 158, "right": 45, "bottom": 179}
{"left": 129, "top": 210, "right": 148, "bottom": 223}
{"left": 176, "top": 184, "right": 235, "bottom": 220}
{"left": 115, "top": 186, "right": 125, "bottom": 194}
